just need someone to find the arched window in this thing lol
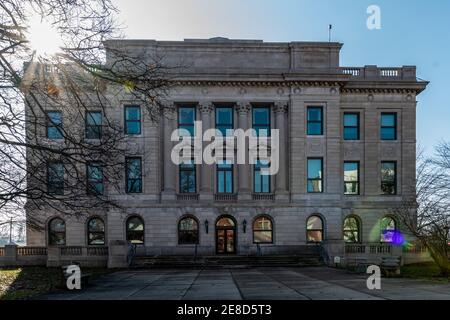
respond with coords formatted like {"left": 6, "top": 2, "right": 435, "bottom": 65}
{"left": 126, "top": 216, "right": 144, "bottom": 244}
{"left": 380, "top": 216, "right": 396, "bottom": 243}
{"left": 306, "top": 215, "right": 323, "bottom": 243}
{"left": 253, "top": 216, "right": 273, "bottom": 244}
{"left": 343, "top": 216, "right": 360, "bottom": 243}
{"left": 87, "top": 217, "right": 105, "bottom": 245}
{"left": 178, "top": 216, "right": 199, "bottom": 244}
{"left": 48, "top": 217, "right": 66, "bottom": 245}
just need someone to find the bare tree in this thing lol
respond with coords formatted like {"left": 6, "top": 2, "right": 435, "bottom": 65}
{"left": 394, "top": 146, "right": 450, "bottom": 276}
{"left": 0, "top": 1, "right": 171, "bottom": 232}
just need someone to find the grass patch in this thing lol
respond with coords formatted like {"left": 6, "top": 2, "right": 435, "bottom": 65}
{"left": 0, "top": 266, "right": 112, "bottom": 300}
{"left": 401, "top": 262, "right": 450, "bottom": 282}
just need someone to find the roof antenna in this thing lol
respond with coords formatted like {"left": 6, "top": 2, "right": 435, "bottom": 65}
{"left": 328, "top": 24, "right": 332, "bottom": 42}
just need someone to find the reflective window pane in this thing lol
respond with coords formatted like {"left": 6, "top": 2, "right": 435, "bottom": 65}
{"left": 126, "top": 158, "right": 142, "bottom": 193}
{"left": 344, "top": 162, "right": 359, "bottom": 195}
{"left": 307, "top": 159, "right": 323, "bottom": 193}
{"left": 343, "top": 217, "right": 360, "bottom": 243}
{"left": 178, "top": 217, "right": 199, "bottom": 244}
{"left": 126, "top": 216, "right": 144, "bottom": 244}
{"left": 380, "top": 113, "right": 396, "bottom": 140}
{"left": 381, "top": 162, "right": 396, "bottom": 194}
{"left": 125, "top": 106, "right": 141, "bottom": 134}
{"left": 46, "top": 111, "right": 63, "bottom": 139}
{"left": 49, "top": 218, "right": 66, "bottom": 245}
{"left": 307, "top": 107, "right": 323, "bottom": 135}
{"left": 47, "top": 163, "right": 64, "bottom": 195}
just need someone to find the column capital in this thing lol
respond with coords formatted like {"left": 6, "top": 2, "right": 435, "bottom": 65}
{"left": 236, "top": 101, "right": 251, "bottom": 114}
{"left": 274, "top": 101, "right": 289, "bottom": 114}
{"left": 198, "top": 101, "right": 214, "bottom": 114}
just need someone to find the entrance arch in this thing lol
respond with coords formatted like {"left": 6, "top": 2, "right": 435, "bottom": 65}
{"left": 215, "top": 215, "right": 236, "bottom": 254}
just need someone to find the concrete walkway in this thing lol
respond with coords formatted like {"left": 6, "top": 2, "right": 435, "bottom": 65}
{"left": 40, "top": 267, "right": 450, "bottom": 300}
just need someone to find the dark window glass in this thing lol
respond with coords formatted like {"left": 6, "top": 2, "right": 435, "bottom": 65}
{"left": 307, "top": 215, "right": 323, "bottom": 243}
{"left": 87, "top": 218, "right": 105, "bottom": 245}
{"left": 343, "top": 113, "right": 360, "bottom": 140}
{"left": 124, "top": 105, "right": 141, "bottom": 135}
{"left": 46, "top": 111, "right": 63, "bottom": 139}
{"left": 48, "top": 218, "right": 65, "bottom": 245}
{"left": 253, "top": 216, "right": 273, "bottom": 244}
{"left": 178, "top": 106, "right": 196, "bottom": 136}
{"left": 252, "top": 107, "right": 270, "bottom": 137}
{"left": 86, "top": 111, "right": 102, "bottom": 139}
{"left": 307, "top": 107, "right": 323, "bottom": 135}
{"left": 178, "top": 217, "right": 199, "bottom": 244}
{"left": 380, "top": 216, "right": 396, "bottom": 243}
{"left": 87, "top": 163, "right": 104, "bottom": 195}
{"left": 344, "top": 162, "right": 359, "bottom": 195}
{"left": 381, "top": 161, "right": 396, "bottom": 195}
{"left": 47, "top": 162, "right": 64, "bottom": 195}
{"left": 179, "top": 160, "right": 196, "bottom": 193}
{"left": 254, "top": 160, "right": 270, "bottom": 193}
{"left": 126, "top": 216, "right": 144, "bottom": 244}
{"left": 343, "top": 216, "right": 360, "bottom": 243}
{"left": 217, "top": 161, "right": 233, "bottom": 193}
{"left": 215, "top": 107, "right": 233, "bottom": 136}
{"left": 307, "top": 158, "right": 323, "bottom": 193}
{"left": 380, "top": 113, "right": 397, "bottom": 140}
{"left": 126, "top": 158, "right": 142, "bottom": 193}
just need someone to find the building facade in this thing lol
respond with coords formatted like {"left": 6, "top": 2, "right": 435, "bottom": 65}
{"left": 26, "top": 38, "right": 428, "bottom": 259}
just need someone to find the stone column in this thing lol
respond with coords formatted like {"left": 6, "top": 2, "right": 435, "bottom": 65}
{"left": 236, "top": 102, "right": 252, "bottom": 201}
{"left": 274, "top": 101, "right": 289, "bottom": 201}
{"left": 199, "top": 102, "right": 214, "bottom": 201}
{"left": 161, "top": 104, "right": 177, "bottom": 201}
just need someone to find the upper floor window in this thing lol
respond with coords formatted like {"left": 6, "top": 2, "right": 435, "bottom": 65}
{"left": 178, "top": 106, "right": 196, "bottom": 136}
{"left": 87, "top": 217, "right": 105, "bottom": 245}
{"left": 179, "top": 160, "right": 196, "bottom": 193}
{"left": 87, "top": 162, "right": 104, "bottom": 195}
{"left": 46, "top": 111, "right": 63, "bottom": 139}
{"left": 85, "top": 111, "right": 102, "bottom": 139}
{"left": 343, "top": 113, "right": 360, "bottom": 140}
{"left": 125, "top": 157, "right": 142, "bottom": 193}
{"left": 343, "top": 216, "right": 360, "bottom": 243}
{"left": 344, "top": 162, "right": 359, "bottom": 195}
{"left": 254, "top": 160, "right": 270, "bottom": 193}
{"left": 47, "top": 162, "right": 64, "bottom": 195}
{"left": 48, "top": 217, "right": 66, "bottom": 245}
{"left": 217, "top": 161, "right": 233, "bottom": 194}
{"left": 380, "top": 216, "right": 397, "bottom": 243}
{"left": 307, "top": 158, "right": 323, "bottom": 193}
{"left": 126, "top": 216, "right": 144, "bottom": 244}
{"left": 307, "top": 107, "right": 323, "bottom": 135}
{"left": 381, "top": 161, "right": 397, "bottom": 195}
{"left": 253, "top": 216, "right": 273, "bottom": 244}
{"left": 380, "top": 113, "right": 397, "bottom": 140}
{"left": 216, "top": 107, "right": 233, "bottom": 136}
{"left": 178, "top": 216, "right": 199, "bottom": 245}
{"left": 252, "top": 107, "right": 270, "bottom": 137}
{"left": 124, "top": 105, "right": 141, "bottom": 135}
{"left": 307, "top": 215, "right": 323, "bottom": 243}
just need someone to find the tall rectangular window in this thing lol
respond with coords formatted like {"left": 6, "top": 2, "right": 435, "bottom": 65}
{"left": 47, "top": 162, "right": 64, "bottom": 195}
{"left": 252, "top": 107, "right": 270, "bottom": 137}
{"left": 307, "top": 158, "right": 323, "bottom": 193}
{"left": 179, "top": 160, "right": 196, "bottom": 193}
{"left": 125, "top": 157, "right": 142, "bottom": 193}
{"left": 307, "top": 107, "right": 323, "bottom": 135}
{"left": 254, "top": 160, "right": 270, "bottom": 193}
{"left": 381, "top": 161, "right": 397, "bottom": 195}
{"left": 380, "top": 113, "right": 397, "bottom": 140}
{"left": 344, "top": 162, "right": 359, "bottom": 195}
{"left": 46, "top": 111, "right": 63, "bottom": 139}
{"left": 178, "top": 106, "right": 196, "bottom": 136}
{"left": 87, "top": 162, "right": 104, "bottom": 195}
{"left": 343, "top": 113, "right": 360, "bottom": 140}
{"left": 124, "top": 105, "right": 141, "bottom": 135}
{"left": 217, "top": 162, "right": 233, "bottom": 193}
{"left": 85, "top": 111, "right": 102, "bottom": 139}
{"left": 215, "top": 106, "right": 233, "bottom": 136}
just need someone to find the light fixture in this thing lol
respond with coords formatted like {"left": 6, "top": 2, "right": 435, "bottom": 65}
{"left": 243, "top": 219, "right": 247, "bottom": 233}
{"left": 204, "top": 219, "right": 209, "bottom": 234}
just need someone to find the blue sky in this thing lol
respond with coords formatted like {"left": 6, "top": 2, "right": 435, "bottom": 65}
{"left": 113, "top": 0, "right": 450, "bottom": 152}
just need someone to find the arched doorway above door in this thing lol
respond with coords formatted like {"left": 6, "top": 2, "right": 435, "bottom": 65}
{"left": 216, "top": 216, "right": 236, "bottom": 254}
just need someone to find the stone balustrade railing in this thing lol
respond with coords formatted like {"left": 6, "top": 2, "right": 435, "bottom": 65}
{"left": 340, "top": 65, "right": 417, "bottom": 81}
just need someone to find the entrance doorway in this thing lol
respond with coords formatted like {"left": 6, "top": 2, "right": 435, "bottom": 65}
{"left": 216, "top": 216, "right": 236, "bottom": 254}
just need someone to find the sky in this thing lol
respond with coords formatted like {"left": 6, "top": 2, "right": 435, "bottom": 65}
{"left": 112, "top": 0, "right": 450, "bottom": 153}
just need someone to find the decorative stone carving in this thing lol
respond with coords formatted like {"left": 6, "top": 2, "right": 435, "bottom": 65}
{"left": 274, "top": 101, "right": 288, "bottom": 114}
{"left": 238, "top": 87, "right": 247, "bottom": 95}
{"left": 368, "top": 94, "right": 374, "bottom": 101}
{"left": 276, "top": 87, "right": 284, "bottom": 96}
{"left": 330, "top": 87, "right": 337, "bottom": 95}
{"left": 198, "top": 102, "right": 214, "bottom": 114}
{"left": 293, "top": 87, "right": 301, "bottom": 94}
{"left": 236, "top": 101, "right": 251, "bottom": 114}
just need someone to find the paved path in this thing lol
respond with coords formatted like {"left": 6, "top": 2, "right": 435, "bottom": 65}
{"left": 40, "top": 267, "right": 450, "bottom": 300}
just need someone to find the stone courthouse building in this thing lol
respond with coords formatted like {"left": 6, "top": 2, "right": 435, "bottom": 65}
{"left": 26, "top": 38, "right": 428, "bottom": 263}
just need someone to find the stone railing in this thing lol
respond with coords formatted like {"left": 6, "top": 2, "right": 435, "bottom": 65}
{"left": 176, "top": 194, "right": 199, "bottom": 202}
{"left": 252, "top": 193, "right": 275, "bottom": 201}
{"left": 214, "top": 193, "right": 237, "bottom": 202}
{"left": 340, "top": 65, "right": 417, "bottom": 81}
{"left": 0, "top": 247, "right": 4, "bottom": 257}
{"left": 17, "top": 246, "right": 47, "bottom": 256}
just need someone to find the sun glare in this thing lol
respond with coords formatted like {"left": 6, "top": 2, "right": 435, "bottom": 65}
{"left": 27, "top": 15, "right": 64, "bottom": 57}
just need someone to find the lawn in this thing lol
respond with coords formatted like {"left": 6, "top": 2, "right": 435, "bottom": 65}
{"left": 401, "top": 262, "right": 450, "bottom": 282}
{"left": 0, "top": 266, "right": 112, "bottom": 300}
